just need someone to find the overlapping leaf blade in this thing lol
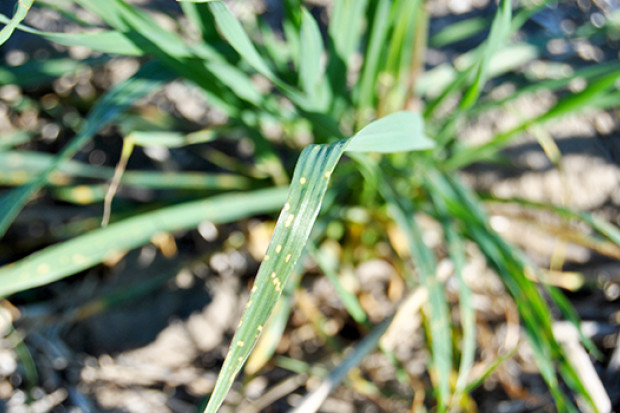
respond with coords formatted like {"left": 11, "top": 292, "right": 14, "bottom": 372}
{"left": 0, "top": 62, "right": 174, "bottom": 239}
{"left": 0, "top": 187, "right": 288, "bottom": 297}
{"left": 0, "top": 0, "right": 34, "bottom": 46}
{"left": 203, "top": 111, "right": 433, "bottom": 413}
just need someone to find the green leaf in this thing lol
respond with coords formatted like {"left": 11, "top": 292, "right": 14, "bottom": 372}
{"left": 0, "top": 61, "right": 174, "bottom": 239}
{"left": 0, "top": 187, "right": 288, "bottom": 297}
{"left": 460, "top": 0, "right": 512, "bottom": 109}
{"left": 445, "top": 69, "right": 620, "bottom": 170}
{"left": 429, "top": 16, "right": 489, "bottom": 48}
{"left": 0, "top": 0, "right": 34, "bottom": 46}
{"left": 346, "top": 111, "right": 434, "bottom": 153}
{"left": 206, "top": 1, "right": 275, "bottom": 80}
{"left": 299, "top": 8, "right": 328, "bottom": 108}
{"left": 356, "top": 0, "right": 392, "bottom": 112}
{"left": 326, "top": 0, "right": 368, "bottom": 113}
{"left": 382, "top": 186, "right": 452, "bottom": 411}
{"left": 203, "top": 111, "right": 431, "bottom": 413}
{"left": 0, "top": 15, "right": 144, "bottom": 55}
{"left": 0, "top": 57, "right": 108, "bottom": 88}
{"left": 436, "top": 174, "right": 588, "bottom": 411}
{"left": 0, "top": 150, "right": 250, "bottom": 191}
{"left": 425, "top": 172, "right": 476, "bottom": 408}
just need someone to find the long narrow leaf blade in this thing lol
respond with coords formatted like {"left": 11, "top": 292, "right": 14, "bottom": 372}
{"left": 203, "top": 111, "right": 432, "bottom": 413}
{"left": 0, "top": 187, "right": 288, "bottom": 297}
{"left": 207, "top": 1, "right": 275, "bottom": 80}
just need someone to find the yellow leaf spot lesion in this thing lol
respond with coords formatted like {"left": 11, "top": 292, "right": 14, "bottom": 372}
{"left": 257, "top": 325, "right": 263, "bottom": 332}
{"left": 299, "top": 177, "right": 307, "bottom": 185}
{"left": 275, "top": 244, "right": 282, "bottom": 253}
{"left": 10, "top": 171, "right": 29, "bottom": 185}
{"left": 285, "top": 214, "right": 295, "bottom": 227}
{"left": 72, "top": 254, "right": 88, "bottom": 265}
{"left": 238, "top": 319, "right": 243, "bottom": 328}
{"left": 285, "top": 254, "right": 292, "bottom": 263}
{"left": 238, "top": 357, "right": 243, "bottom": 362}
{"left": 37, "top": 263, "right": 50, "bottom": 275}
{"left": 283, "top": 202, "right": 290, "bottom": 211}
{"left": 270, "top": 272, "right": 276, "bottom": 278}
{"left": 237, "top": 341, "right": 245, "bottom": 347}
{"left": 324, "top": 171, "right": 331, "bottom": 179}
{"left": 251, "top": 285, "right": 257, "bottom": 293}
{"left": 264, "top": 254, "right": 270, "bottom": 261}
{"left": 72, "top": 185, "right": 96, "bottom": 205}
{"left": 246, "top": 300, "right": 253, "bottom": 308}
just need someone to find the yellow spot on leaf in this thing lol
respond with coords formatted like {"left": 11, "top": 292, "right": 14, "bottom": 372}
{"left": 324, "top": 171, "right": 331, "bottom": 179}
{"left": 271, "top": 272, "right": 276, "bottom": 278}
{"left": 285, "top": 214, "right": 295, "bottom": 227}
{"left": 275, "top": 244, "right": 282, "bottom": 253}
{"left": 72, "top": 185, "right": 95, "bottom": 205}
{"left": 285, "top": 254, "right": 292, "bottom": 263}
{"left": 264, "top": 254, "right": 270, "bottom": 261}
{"left": 237, "top": 341, "right": 245, "bottom": 347}
{"left": 72, "top": 254, "right": 88, "bottom": 265}
{"left": 283, "top": 202, "right": 290, "bottom": 211}
{"left": 37, "top": 263, "right": 50, "bottom": 275}
{"left": 299, "top": 177, "right": 307, "bottom": 185}
{"left": 9, "top": 171, "right": 29, "bottom": 185}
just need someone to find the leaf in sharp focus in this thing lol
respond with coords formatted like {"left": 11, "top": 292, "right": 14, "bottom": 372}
{"left": 203, "top": 141, "right": 349, "bottom": 413}
{"left": 0, "top": 61, "right": 174, "bottom": 239}
{"left": 203, "top": 111, "right": 431, "bottom": 413}
{"left": 347, "top": 111, "right": 435, "bottom": 153}
{"left": 0, "top": 0, "right": 34, "bottom": 46}
{"left": 0, "top": 187, "right": 288, "bottom": 298}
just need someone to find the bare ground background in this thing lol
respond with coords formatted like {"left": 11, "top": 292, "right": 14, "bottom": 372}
{"left": 1, "top": 0, "right": 620, "bottom": 412}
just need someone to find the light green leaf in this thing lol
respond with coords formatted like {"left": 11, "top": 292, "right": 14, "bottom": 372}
{"left": 203, "top": 111, "right": 431, "bottom": 413}
{"left": 126, "top": 130, "right": 216, "bottom": 148}
{"left": 0, "top": 15, "right": 144, "bottom": 55}
{"left": 299, "top": 8, "right": 327, "bottom": 107}
{"left": 0, "top": 187, "right": 288, "bottom": 298}
{"left": 460, "top": 0, "right": 512, "bottom": 109}
{"left": 346, "top": 111, "right": 434, "bottom": 152}
{"left": 383, "top": 186, "right": 452, "bottom": 411}
{"left": 0, "top": 150, "right": 250, "bottom": 191}
{"left": 0, "top": 0, "right": 34, "bottom": 46}
{"left": 207, "top": 1, "right": 275, "bottom": 80}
